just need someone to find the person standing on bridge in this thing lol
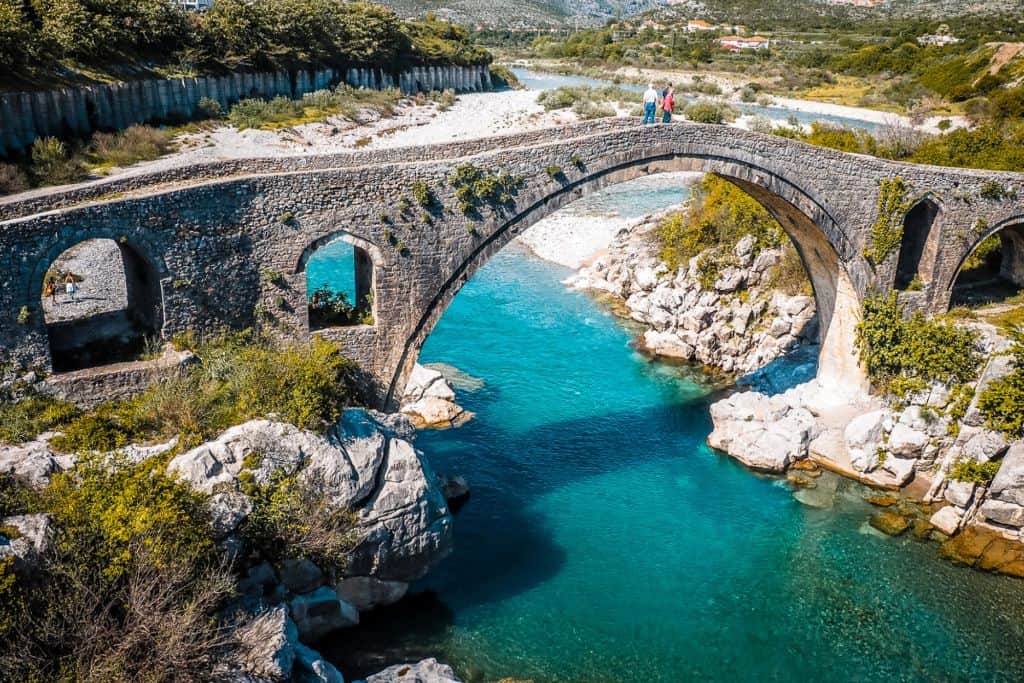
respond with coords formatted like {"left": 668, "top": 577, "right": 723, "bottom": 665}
{"left": 661, "top": 84, "right": 675, "bottom": 123}
{"left": 44, "top": 277, "right": 57, "bottom": 305}
{"left": 64, "top": 273, "right": 77, "bottom": 303}
{"left": 642, "top": 83, "right": 661, "bottom": 125}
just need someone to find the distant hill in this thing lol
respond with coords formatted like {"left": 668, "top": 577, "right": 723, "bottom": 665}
{"left": 378, "top": 0, "right": 1021, "bottom": 27}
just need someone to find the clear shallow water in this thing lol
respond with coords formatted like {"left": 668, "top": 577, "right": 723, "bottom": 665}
{"left": 320, "top": 245, "right": 1024, "bottom": 682}
{"left": 511, "top": 67, "right": 881, "bottom": 131}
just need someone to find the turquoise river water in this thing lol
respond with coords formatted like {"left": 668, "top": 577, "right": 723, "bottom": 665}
{"left": 315, "top": 242, "right": 1024, "bottom": 683}
{"left": 312, "top": 78, "right": 1024, "bottom": 681}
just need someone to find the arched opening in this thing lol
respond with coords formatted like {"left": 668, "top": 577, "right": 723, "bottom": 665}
{"left": 385, "top": 159, "right": 866, "bottom": 405}
{"left": 895, "top": 198, "right": 940, "bottom": 290}
{"left": 41, "top": 239, "right": 163, "bottom": 372}
{"left": 303, "top": 235, "right": 375, "bottom": 330}
{"left": 950, "top": 222, "right": 1024, "bottom": 310}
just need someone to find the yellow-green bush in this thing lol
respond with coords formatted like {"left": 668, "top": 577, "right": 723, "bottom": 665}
{"left": 978, "top": 331, "right": 1024, "bottom": 439}
{"left": 0, "top": 394, "right": 80, "bottom": 446}
{"left": 657, "top": 174, "right": 784, "bottom": 274}
{"left": 856, "top": 293, "right": 981, "bottom": 396}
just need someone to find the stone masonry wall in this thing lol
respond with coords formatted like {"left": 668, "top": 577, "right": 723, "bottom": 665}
{"left": 0, "top": 64, "right": 493, "bottom": 158}
{"left": 1, "top": 122, "right": 1022, "bottom": 407}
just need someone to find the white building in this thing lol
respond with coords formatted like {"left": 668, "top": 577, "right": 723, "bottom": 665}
{"left": 177, "top": 0, "right": 212, "bottom": 11}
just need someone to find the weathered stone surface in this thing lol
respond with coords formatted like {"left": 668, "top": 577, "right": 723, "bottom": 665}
{"left": 0, "top": 440, "right": 59, "bottom": 487}
{"left": 231, "top": 607, "right": 297, "bottom": 681}
{"left": 869, "top": 511, "right": 911, "bottom": 536}
{"left": 209, "top": 490, "right": 253, "bottom": 539}
{"left": 930, "top": 506, "right": 963, "bottom": 536}
{"left": 335, "top": 575, "right": 409, "bottom": 612}
{"left": 169, "top": 409, "right": 453, "bottom": 587}
{"left": 280, "top": 558, "right": 327, "bottom": 595}
{"left": 400, "top": 364, "right": 473, "bottom": 430}
{"left": 294, "top": 641, "right": 345, "bottom": 683}
{"left": 845, "top": 410, "right": 890, "bottom": 473}
{"left": 365, "top": 658, "right": 462, "bottom": 683}
{"left": 289, "top": 586, "right": 360, "bottom": 642}
{"left": 980, "top": 499, "right": 1024, "bottom": 528}
{"left": 943, "top": 480, "right": 976, "bottom": 508}
{"left": 988, "top": 441, "right": 1024, "bottom": 507}
{"left": 0, "top": 513, "right": 52, "bottom": 563}
{"left": 887, "top": 423, "right": 928, "bottom": 458}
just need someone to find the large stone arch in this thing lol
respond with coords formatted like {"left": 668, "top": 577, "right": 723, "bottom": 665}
{"left": 384, "top": 151, "right": 870, "bottom": 405}
{"left": 293, "top": 229, "right": 386, "bottom": 332}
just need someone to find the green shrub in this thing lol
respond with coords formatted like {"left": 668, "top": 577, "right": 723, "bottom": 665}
{"left": 30, "top": 137, "right": 86, "bottom": 186}
{"left": 865, "top": 177, "right": 910, "bottom": 266}
{"left": 242, "top": 472, "right": 356, "bottom": 571}
{"left": 949, "top": 458, "right": 1002, "bottom": 484}
{"left": 979, "top": 180, "right": 1014, "bottom": 201}
{"left": 197, "top": 97, "right": 223, "bottom": 119}
{"left": 856, "top": 293, "right": 982, "bottom": 395}
{"left": 978, "top": 331, "right": 1024, "bottom": 439}
{"left": 449, "top": 163, "right": 522, "bottom": 215}
{"left": 0, "top": 163, "right": 29, "bottom": 195}
{"left": 49, "top": 333, "right": 358, "bottom": 451}
{"left": 0, "top": 394, "right": 80, "bottom": 446}
{"left": 489, "top": 64, "right": 521, "bottom": 89}
{"left": 545, "top": 165, "right": 564, "bottom": 179}
{"left": 683, "top": 100, "right": 738, "bottom": 124}
{"left": 1, "top": 453, "right": 234, "bottom": 681}
{"left": 411, "top": 180, "right": 435, "bottom": 207}
{"left": 657, "top": 174, "right": 783, "bottom": 272}
{"left": 16, "top": 306, "right": 29, "bottom": 325}
{"left": 87, "top": 125, "right": 174, "bottom": 167}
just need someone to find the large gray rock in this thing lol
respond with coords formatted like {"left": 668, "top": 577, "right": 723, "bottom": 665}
{"left": 289, "top": 586, "right": 360, "bottom": 641}
{"left": 944, "top": 480, "right": 976, "bottom": 508}
{"left": 989, "top": 441, "right": 1024, "bottom": 507}
{"left": 210, "top": 490, "right": 253, "bottom": 539}
{"left": 169, "top": 409, "right": 454, "bottom": 588}
{"left": 364, "top": 659, "right": 461, "bottom": 683}
{"left": 980, "top": 498, "right": 1024, "bottom": 528}
{"left": 335, "top": 575, "right": 409, "bottom": 612}
{"left": 0, "top": 513, "right": 52, "bottom": 564}
{"left": 280, "top": 558, "right": 326, "bottom": 594}
{"left": 294, "top": 641, "right": 345, "bottom": 683}
{"left": 0, "top": 440, "right": 60, "bottom": 487}
{"left": 887, "top": 423, "right": 928, "bottom": 458}
{"left": 708, "top": 395, "right": 816, "bottom": 473}
{"left": 231, "top": 607, "right": 297, "bottom": 681}
{"left": 845, "top": 410, "right": 890, "bottom": 473}
{"left": 962, "top": 429, "right": 1009, "bottom": 463}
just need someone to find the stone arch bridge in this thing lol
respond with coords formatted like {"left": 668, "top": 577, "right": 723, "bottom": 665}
{"left": 1, "top": 119, "right": 1022, "bottom": 407}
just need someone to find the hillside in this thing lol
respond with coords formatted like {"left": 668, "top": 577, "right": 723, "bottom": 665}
{"left": 378, "top": 0, "right": 673, "bottom": 26}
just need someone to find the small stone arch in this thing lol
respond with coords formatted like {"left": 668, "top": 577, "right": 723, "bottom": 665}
{"left": 895, "top": 195, "right": 942, "bottom": 290}
{"left": 35, "top": 236, "right": 167, "bottom": 372}
{"left": 295, "top": 231, "right": 384, "bottom": 331}
{"left": 946, "top": 215, "right": 1024, "bottom": 309}
{"left": 384, "top": 152, "right": 869, "bottom": 404}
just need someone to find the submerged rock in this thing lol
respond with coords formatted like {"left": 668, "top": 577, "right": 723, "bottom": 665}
{"left": 869, "top": 511, "right": 911, "bottom": 536}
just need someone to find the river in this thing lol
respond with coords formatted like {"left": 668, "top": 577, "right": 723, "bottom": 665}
{"left": 315, "top": 75, "right": 1024, "bottom": 682}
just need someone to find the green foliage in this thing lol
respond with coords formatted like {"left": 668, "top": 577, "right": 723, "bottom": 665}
{"left": 856, "top": 293, "right": 982, "bottom": 395}
{"left": 86, "top": 125, "right": 174, "bottom": 168}
{"left": 865, "top": 177, "right": 910, "bottom": 266}
{"left": 545, "top": 165, "right": 564, "bottom": 179}
{"left": 30, "top": 137, "right": 86, "bottom": 186}
{"left": 49, "top": 333, "right": 357, "bottom": 451}
{"left": 0, "top": 394, "right": 80, "bottom": 446}
{"left": 961, "top": 234, "right": 1000, "bottom": 273}
{"left": 16, "top": 306, "right": 29, "bottom": 325}
{"left": 412, "top": 180, "right": 435, "bottom": 208}
{"left": 1, "top": 453, "right": 234, "bottom": 681}
{"left": 949, "top": 458, "right": 1002, "bottom": 485}
{"left": 449, "top": 163, "right": 522, "bottom": 215}
{"left": 242, "top": 472, "right": 357, "bottom": 571}
{"left": 683, "top": 100, "right": 739, "bottom": 124}
{"left": 196, "top": 97, "right": 223, "bottom": 119}
{"left": 536, "top": 85, "right": 631, "bottom": 119}
{"left": 488, "top": 63, "right": 521, "bottom": 89}
{"left": 978, "top": 331, "right": 1024, "bottom": 439}
{"left": 656, "top": 175, "right": 784, "bottom": 274}
{"left": 309, "top": 285, "right": 372, "bottom": 328}
{"left": 979, "top": 180, "right": 1015, "bottom": 201}
{"left": 261, "top": 268, "right": 284, "bottom": 286}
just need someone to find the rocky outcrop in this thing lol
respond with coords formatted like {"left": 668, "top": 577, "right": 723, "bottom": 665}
{"left": 167, "top": 409, "right": 454, "bottom": 589}
{"left": 362, "top": 658, "right": 462, "bottom": 683}
{"left": 567, "top": 219, "right": 817, "bottom": 376}
{"left": 0, "top": 513, "right": 52, "bottom": 570}
{"left": 400, "top": 364, "right": 472, "bottom": 429}
{"left": 225, "top": 606, "right": 347, "bottom": 683}
{"left": 707, "top": 390, "right": 819, "bottom": 472}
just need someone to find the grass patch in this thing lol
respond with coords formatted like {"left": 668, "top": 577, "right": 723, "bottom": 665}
{"left": 32, "top": 331, "right": 359, "bottom": 453}
{"left": 228, "top": 86, "right": 402, "bottom": 130}
{"left": 536, "top": 85, "right": 633, "bottom": 119}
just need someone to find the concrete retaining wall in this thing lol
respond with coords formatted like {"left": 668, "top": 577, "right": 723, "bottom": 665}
{"left": 0, "top": 64, "right": 493, "bottom": 157}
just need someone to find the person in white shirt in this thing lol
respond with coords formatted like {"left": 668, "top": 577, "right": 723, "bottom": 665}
{"left": 642, "top": 83, "right": 661, "bottom": 125}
